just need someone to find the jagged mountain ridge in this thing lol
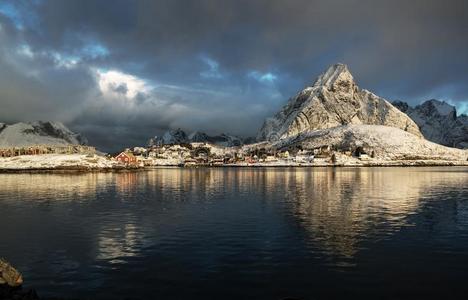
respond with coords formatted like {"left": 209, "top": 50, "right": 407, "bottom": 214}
{"left": 148, "top": 129, "right": 244, "bottom": 147}
{"left": 0, "top": 121, "right": 87, "bottom": 148}
{"left": 257, "top": 64, "right": 422, "bottom": 141}
{"left": 393, "top": 99, "right": 468, "bottom": 149}
{"left": 189, "top": 131, "right": 243, "bottom": 147}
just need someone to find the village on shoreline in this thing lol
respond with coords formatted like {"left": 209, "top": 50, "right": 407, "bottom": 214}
{"left": 110, "top": 139, "right": 468, "bottom": 168}
{"left": 0, "top": 137, "right": 467, "bottom": 173}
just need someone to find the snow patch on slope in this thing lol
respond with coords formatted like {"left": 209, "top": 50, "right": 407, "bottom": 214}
{"left": 275, "top": 125, "right": 467, "bottom": 161}
{"left": 0, "top": 121, "right": 87, "bottom": 148}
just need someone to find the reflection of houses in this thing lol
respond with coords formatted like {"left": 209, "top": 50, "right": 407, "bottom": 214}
{"left": 279, "top": 168, "right": 430, "bottom": 258}
{"left": 0, "top": 145, "right": 95, "bottom": 157}
{"left": 115, "top": 172, "right": 139, "bottom": 192}
{"left": 115, "top": 151, "right": 138, "bottom": 165}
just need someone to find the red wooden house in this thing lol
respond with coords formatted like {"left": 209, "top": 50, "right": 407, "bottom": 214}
{"left": 115, "top": 151, "right": 137, "bottom": 165}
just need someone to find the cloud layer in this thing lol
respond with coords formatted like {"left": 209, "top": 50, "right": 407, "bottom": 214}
{"left": 0, "top": 0, "right": 467, "bottom": 151}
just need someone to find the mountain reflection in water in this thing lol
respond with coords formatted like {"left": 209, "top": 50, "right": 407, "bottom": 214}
{"left": 0, "top": 167, "right": 467, "bottom": 299}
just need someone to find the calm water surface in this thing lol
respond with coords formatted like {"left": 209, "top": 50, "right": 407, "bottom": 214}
{"left": 1, "top": 167, "right": 467, "bottom": 299}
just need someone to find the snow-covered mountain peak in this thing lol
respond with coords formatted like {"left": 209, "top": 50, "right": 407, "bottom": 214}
{"left": 313, "top": 63, "right": 354, "bottom": 90}
{"left": 393, "top": 99, "right": 466, "bottom": 148}
{"left": 257, "top": 63, "right": 422, "bottom": 141}
{"left": 422, "top": 99, "right": 456, "bottom": 118}
{"left": 161, "top": 128, "right": 189, "bottom": 144}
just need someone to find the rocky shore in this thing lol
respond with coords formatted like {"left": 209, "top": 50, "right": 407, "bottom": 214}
{"left": 1, "top": 285, "right": 39, "bottom": 300}
{"left": 0, "top": 165, "right": 142, "bottom": 174}
{"left": 0, "top": 285, "right": 78, "bottom": 300}
{"left": 1, "top": 159, "right": 467, "bottom": 173}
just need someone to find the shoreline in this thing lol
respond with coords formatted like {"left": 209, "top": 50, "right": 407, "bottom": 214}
{"left": 0, "top": 166, "right": 143, "bottom": 174}
{"left": 0, "top": 160, "right": 467, "bottom": 173}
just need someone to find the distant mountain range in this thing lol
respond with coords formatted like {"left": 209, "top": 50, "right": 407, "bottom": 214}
{"left": 0, "top": 121, "right": 87, "bottom": 148}
{"left": 147, "top": 129, "right": 248, "bottom": 147}
{"left": 392, "top": 99, "right": 467, "bottom": 149}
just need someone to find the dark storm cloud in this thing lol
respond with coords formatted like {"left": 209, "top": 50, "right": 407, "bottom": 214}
{"left": 0, "top": 0, "right": 467, "bottom": 151}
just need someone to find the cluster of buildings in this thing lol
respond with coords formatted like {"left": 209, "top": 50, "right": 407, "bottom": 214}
{"left": 0, "top": 140, "right": 374, "bottom": 167}
{"left": 112, "top": 141, "right": 375, "bottom": 167}
{"left": 114, "top": 143, "right": 236, "bottom": 167}
{"left": 0, "top": 145, "right": 96, "bottom": 158}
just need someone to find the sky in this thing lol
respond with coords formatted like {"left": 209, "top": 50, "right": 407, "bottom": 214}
{"left": 0, "top": 0, "right": 467, "bottom": 152}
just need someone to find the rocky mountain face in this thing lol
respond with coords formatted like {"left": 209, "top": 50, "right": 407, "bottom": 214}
{"left": 189, "top": 131, "right": 243, "bottom": 147}
{"left": 188, "top": 131, "right": 211, "bottom": 143}
{"left": 257, "top": 64, "right": 422, "bottom": 142}
{"left": 151, "top": 128, "right": 190, "bottom": 145}
{"left": 0, "top": 121, "right": 87, "bottom": 148}
{"left": 393, "top": 99, "right": 468, "bottom": 149}
{"left": 148, "top": 129, "right": 244, "bottom": 147}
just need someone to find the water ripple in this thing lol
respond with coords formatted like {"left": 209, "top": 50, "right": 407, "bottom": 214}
{"left": 0, "top": 167, "right": 467, "bottom": 299}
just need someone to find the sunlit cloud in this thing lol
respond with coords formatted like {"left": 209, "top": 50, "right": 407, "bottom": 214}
{"left": 96, "top": 69, "right": 151, "bottom": 99}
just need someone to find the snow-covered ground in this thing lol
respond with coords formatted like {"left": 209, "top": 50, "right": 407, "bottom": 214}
{"left": 2, "top": 126, "right": 467, "bottom": 172}
{"left": 151, "top": 158, "right": 184, "bottom": 166}
{"left": 0, "top": 154, "right": 122, "bottom": 170}
{"left": 1, "top": 152, "right": 466, "bottom": 171}
{"left": 222, "top": 158, "right": 467, "bottom": 167}
{"left": 274, "top": 125, "right": 468, "bottom": 162}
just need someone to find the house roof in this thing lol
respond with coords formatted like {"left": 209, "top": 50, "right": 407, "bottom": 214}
{"left": 117, "top": 151, "right": 136, "bottom": 158}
